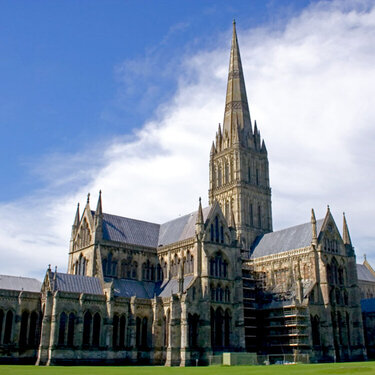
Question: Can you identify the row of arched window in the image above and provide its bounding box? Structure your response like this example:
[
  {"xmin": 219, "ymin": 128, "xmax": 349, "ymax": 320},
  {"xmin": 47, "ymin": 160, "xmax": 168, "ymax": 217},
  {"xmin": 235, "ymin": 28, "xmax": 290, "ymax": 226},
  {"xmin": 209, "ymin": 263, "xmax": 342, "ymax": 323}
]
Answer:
[
  {"xmin": 113, "ymin": 314, "xmax": 128, "ymax": 348},
  {"xmin": 103, "ymin": 253, "xmax": 117, "ymax": 277},
  {"xmin": 210, "ymin": 285, "xmax": 231, "ymax": 303},
  {"xmin": 58, "ymin": 311, "xmax": 148, "ymax": 349},
  {"xmin": 213, "ymin": 161, "xmax": 234, "ymax": 188},
  {"xmin": 248, "ymin": 203, "xmax": 262, "ymax": 228},
  {"xmin": 170, "ymin": 252, "xmax": 194, "ymax": 278},
  {"xmin": 58, "ymin": 312, "xmax": 76, "ymax": 346},
  {"xmin": 210, "ymin": 307, "xmax": 231, "ymax": 349},
  {"xmin": 209, "ymin": 253, "xmax": 228, "ymax": 278},
  {"xmin": 210, "ymin": 216, "xmax": 224, "ymax": 243},
  {"xmin": 331, "ymin": 311, "xmax": 351, "ymax": 350},
  {"xmin": 75, "ymin": 219, "xmax": 91, "ymax": 250},
  {"xmin": 103, "ymin": 251, "xmax": 194, "ymax": 281},
  {"xmin": 247, "ymin": 166, "xmax": 260, "ymax": 185},
  {"xmin": 329, "ymin": 287, "xmax": 349, "ymax": 306},
  {"xmin": 0, "ymin": 310, "xmax": 13, "ymax": 345},
  {"xmin": 0, "ymin": 309, "xmax": 40, "ymax": 347},
  {"xmin": 74, "ymin": 254, "xmax": 87, "ymax": 276},
  {"xmin": 162, "ymin": 309, "xmax": 199, "ymax": 348},
  {"xmin": 324, "ymin": 238, "xmax": 339, "ymax": 253},
  {"xmin": 327, "ymin": 259, "xmax": 346, "ymax": 285}
]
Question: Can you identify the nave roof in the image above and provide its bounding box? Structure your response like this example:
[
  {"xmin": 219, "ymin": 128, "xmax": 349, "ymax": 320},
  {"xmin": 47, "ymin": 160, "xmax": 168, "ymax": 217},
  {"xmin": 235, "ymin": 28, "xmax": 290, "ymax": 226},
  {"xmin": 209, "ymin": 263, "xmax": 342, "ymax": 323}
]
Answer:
[
  {"xmin": 0, "ymin": 274, "xmax": 41, "ymax": 293},
  {"xmin": 90, "ymin": 205, "xmax": 212, "ymax": 248},
  {"xmin": 357, "ymin": 264, "xmax": 375, "ymax": 283},
  {"xmin": 50, "ymin": 272, "xmax": 103, "ymax": 295},
  {"xmin": 250, "ymin": 219, "xmax": 325, "ymax": 259}
]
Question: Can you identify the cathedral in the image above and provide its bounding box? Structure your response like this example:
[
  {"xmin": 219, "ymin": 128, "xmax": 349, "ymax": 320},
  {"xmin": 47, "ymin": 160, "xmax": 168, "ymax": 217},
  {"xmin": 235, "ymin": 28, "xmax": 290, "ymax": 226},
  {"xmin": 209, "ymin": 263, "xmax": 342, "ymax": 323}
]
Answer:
[{"xmin": 0, "ymin": 22, "xmax": 374, "ymax": 366}]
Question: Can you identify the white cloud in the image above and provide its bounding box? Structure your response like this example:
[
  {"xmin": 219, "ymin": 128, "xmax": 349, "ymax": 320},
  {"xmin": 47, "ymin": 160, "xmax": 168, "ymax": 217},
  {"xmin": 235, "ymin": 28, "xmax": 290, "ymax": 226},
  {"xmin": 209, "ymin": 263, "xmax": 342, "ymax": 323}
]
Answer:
[{"xmin": 1, "ymin": 0, "xmax": 375, "ymax": 279}]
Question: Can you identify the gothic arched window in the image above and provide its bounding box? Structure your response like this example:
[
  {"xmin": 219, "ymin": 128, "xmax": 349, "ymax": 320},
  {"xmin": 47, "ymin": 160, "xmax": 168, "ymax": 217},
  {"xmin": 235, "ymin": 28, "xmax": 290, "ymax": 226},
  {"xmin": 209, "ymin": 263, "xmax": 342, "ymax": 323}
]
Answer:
[
  {"xmin": 58, "ymin": 312, "xmax": 67, "ymax": 346},
  {"xmin": 92, "ymin": 313, "xmax": 101, "ymax": 347},
  {"xmin": 0, "ymin": 309, "xmax": 3, "ymax": 344},
  {"xmin": 3, "ymin": 310, "xmax": 13, "ymax": 344},
  {"xmin": 82, "ymin": 311, "xmax": 92, "ymax": 346},
  {"xmin": 258, "ymin": 205, "xmax": 261, "ymax": 228},
  {"xmin": 67, "ymin": 313, "xmax": 75, "ymax": 347},
  {"xmin": 19, "ymin": 311, "xmax": 29, "ymax": 347},
  {"xmin": 119, "ymin": 315, "xmax": 126, "ymax": 348},
  {"xmin": 112, "ymin": 314, "xmax": 119, "ymax": 348}
]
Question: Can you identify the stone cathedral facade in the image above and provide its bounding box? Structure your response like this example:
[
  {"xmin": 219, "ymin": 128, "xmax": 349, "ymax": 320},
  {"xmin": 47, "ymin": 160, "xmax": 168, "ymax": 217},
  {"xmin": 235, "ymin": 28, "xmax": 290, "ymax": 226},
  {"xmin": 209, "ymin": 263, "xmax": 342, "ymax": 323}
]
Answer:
[{"xmin": 0, "ymin": 22, "xmax": 373, "ymax": 365}]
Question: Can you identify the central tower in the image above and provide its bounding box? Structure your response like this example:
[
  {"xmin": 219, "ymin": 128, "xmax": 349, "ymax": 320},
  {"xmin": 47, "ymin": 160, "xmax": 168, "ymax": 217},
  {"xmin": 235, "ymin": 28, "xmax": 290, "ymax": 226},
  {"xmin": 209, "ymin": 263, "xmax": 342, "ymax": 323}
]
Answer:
[{"xmin": 209, "ymin": 21, "xmax": 272, "ymax": 249}]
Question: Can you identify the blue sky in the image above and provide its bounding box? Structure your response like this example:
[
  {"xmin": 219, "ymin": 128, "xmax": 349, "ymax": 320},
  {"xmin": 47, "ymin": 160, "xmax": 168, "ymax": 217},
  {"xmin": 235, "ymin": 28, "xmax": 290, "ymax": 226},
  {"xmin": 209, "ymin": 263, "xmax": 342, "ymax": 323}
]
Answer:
[
  {"xmin": 0, "ymin": 0, "xmax": 311, "ymax": 200},
  {"xmin": 1, "ymin": 0, "xmax": 375, "ymax": 279}
]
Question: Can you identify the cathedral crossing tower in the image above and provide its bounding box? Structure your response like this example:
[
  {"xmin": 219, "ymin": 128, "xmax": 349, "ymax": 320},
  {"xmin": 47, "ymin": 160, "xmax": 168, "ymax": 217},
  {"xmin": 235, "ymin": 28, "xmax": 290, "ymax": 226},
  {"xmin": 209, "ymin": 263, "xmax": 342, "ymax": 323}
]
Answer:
[{"xmin": 209, "ymin": 21, "xmax": 272, "ymax": 249}]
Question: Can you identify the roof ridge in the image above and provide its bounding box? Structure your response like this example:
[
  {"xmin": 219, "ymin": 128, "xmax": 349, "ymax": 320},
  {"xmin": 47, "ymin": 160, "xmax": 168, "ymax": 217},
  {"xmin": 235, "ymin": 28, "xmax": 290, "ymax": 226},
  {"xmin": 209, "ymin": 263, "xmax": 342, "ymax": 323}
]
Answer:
[
  {"xmin": 269, "ymin": 218, "xmax": 325, "ymax": 235},
  {"xmin": 161, "ymin": 205, "xmax": 211, "ymax": 226},
  {"xmin": 102, "ymin": 211, "xmax": 160, "ymax": 226},
  {"xmin": 0, "ymin": 274, "xmax": 40, "ymax": 281}
]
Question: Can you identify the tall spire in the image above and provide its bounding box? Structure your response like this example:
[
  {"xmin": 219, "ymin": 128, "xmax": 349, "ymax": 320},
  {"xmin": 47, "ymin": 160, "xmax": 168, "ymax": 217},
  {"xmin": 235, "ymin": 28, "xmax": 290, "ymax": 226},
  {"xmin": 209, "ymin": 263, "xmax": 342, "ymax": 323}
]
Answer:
[
  {"xmin": 223, "ymin": 20, "xmax": 252, "ymax": 138},
  {"xmin": 342, "ymin": 212, "xmax": 352, "ymax": 246}
]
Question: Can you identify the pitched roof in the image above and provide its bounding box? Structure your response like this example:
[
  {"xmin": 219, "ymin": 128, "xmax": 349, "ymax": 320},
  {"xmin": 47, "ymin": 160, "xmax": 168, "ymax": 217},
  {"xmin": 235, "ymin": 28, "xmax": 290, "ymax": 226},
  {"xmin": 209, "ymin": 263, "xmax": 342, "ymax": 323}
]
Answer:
[
  {"xmin": 361, "ymin": 298, "xmax": 375, "ymax": 313},
  {"xmin": 250, "ymin": 219, "xmax": 324, "ymax": 259},
  {"xmin": 89, "ymin": 205, "xmax": 211, "ymax": 249},
  {"xmin": 0, "ymin": 274, "xmax": 41, "ymax": 292},
  {"xmin": 357, "ymin": 264, "xmax": 375, "ymax": 282},
  {"xmin": 108, "ymin": 278, "xmax": 155, "ymax": 299},
  {"xmin": 158, "ymin": 206, "xmax": 211, "ymax": 246},
  {"xmin": 106, "ymin": 276, "xmax": 195, "ymax": 299},
  {"xmin": 156, "ymin": 275, "xmax": 195, "ymax": 297},
  {"xmin": 50, "ymin": 272, "xmax": 103, "ymax": 295},
  {"xmin": 101, "ymin": 212, "xmax": 160, "ymax": 248}
]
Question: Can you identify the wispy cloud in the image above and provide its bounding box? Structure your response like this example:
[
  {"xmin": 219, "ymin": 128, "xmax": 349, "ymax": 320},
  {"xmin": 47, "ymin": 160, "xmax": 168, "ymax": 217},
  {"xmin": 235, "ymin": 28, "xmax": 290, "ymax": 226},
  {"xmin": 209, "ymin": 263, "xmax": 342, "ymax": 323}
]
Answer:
[{"xmin": 1, "ymin": 0, "xmax": 375, "ymax": 279}]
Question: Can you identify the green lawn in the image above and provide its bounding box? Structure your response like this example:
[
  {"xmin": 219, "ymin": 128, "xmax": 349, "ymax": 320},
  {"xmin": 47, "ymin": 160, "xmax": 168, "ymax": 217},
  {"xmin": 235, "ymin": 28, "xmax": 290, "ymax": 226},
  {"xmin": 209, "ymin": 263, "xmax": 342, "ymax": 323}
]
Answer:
[{"xmin": 1, "ymin": 363, "xmax": 375, "ymax": 375}]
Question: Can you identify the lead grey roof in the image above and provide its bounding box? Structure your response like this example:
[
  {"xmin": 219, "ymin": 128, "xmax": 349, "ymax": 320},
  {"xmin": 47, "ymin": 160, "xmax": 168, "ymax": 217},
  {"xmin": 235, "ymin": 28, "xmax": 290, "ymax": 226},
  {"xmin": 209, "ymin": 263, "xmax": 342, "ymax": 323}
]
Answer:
[
  {"xmin": 0, "ymin": 274, "xmax": 41, "ymax": 292},
  {"xmin": 101, "ymin": 212, "xmax": 160, "ymax": 248},
  {"xmin": 91, "ymin": 205, "xmax": 211, "ymax": 249},
  {"xmin": 361, "ymin": 298, "xmax": 375, "ymax": 313},
  {"xmin": 357, "ymin": 264, "xmax": 375, "ymax": 282},
  {"xmin": 106, "ymin": 276, "xmax": 195, "ymax": 299},
  {"xmin": 156, "ymin": 275, "xmax": 195, "ymax": 297},
  {"xmin": 158, "ymin": 206, "xmax": 211, "ymax": 246},
  {"xmin": 250, "ymin": 219, "xmax": 324, "ymax": 259},
  {"xmin": 50, "ymin": 272, "xmax": 103, "ymax": 295},
  {"xmin": 108, "ymin": 278, "xmax": 155, "ymax": 299}
]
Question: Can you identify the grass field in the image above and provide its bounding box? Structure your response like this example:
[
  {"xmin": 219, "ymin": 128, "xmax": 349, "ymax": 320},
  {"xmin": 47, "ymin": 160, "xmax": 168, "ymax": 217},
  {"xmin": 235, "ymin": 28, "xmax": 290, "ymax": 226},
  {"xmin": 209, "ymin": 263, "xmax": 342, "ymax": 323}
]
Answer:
[{"xmin": 1, "ymin": 362, "xmax": 375, "ymax": 375}]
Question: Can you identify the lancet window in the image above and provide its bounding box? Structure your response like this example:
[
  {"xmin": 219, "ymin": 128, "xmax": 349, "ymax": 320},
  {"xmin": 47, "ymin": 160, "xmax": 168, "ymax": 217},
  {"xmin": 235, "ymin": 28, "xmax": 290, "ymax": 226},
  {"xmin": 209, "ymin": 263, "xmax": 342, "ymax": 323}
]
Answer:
[
  {"xmin": 210, "ymin": 307, "xmax": 231, "ymax": 349},
  {"xmin": 102, "ymin": 253, "xmax": 117, "ymax": 277},
  {"xmin": 82, "ymin": 311, "xmax": 101, "ymax": 347},
  {"xmin": 142, "ymin": 260, "xmax": 155, "ymax": 281},
  {"xmin": 136, "ymin": 316, "xmax": 148, "ymax": 348},
  {"xmin": 209, "ymin": 253, "xmax": 228, "ymax": 278},
  {"xmin": 112, "ymin": 314, "xmax": 127, "ymax": 348},
  {"xmin": 57, "ymin": 311, "xmax": 75, "ymax": 347},
  {"xmin": 75, "ymin": 254, "xmax": 87, "ymax": 276}
]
